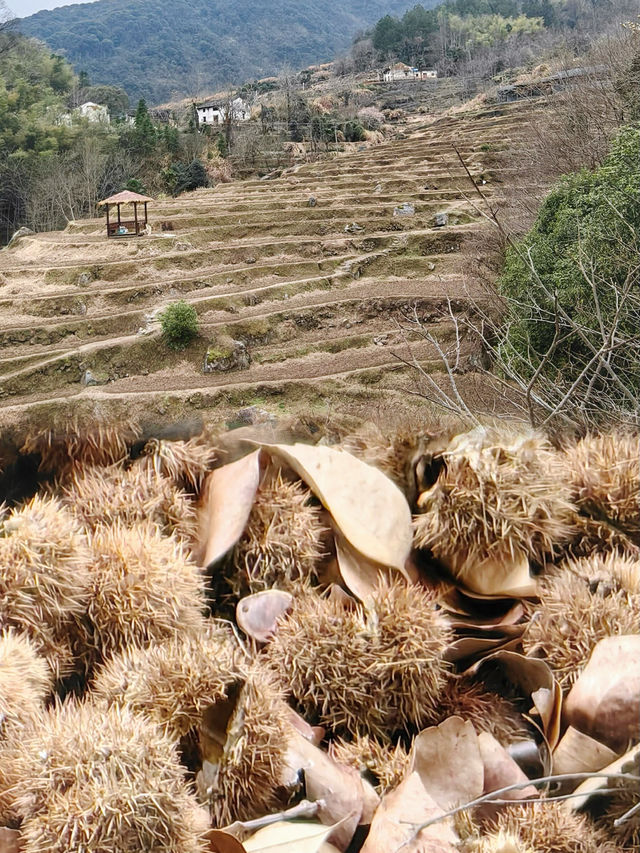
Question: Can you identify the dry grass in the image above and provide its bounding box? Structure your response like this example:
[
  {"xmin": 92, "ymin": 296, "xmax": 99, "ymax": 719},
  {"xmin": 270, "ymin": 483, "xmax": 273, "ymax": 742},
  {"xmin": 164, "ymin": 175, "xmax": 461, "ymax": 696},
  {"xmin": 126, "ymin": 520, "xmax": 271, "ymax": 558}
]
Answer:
[
  {"xmin": 92, "ymin": 625, "xmax": 242, "ymax": 741},
  {"xmin": 231, "ymin": 470, "xmax": 328, "ymax": 596},
  {"xmin": 263, "ymin": 579, "xmax": 452, "ymax": 739},
  {"xmin": 63, "ymin": 464, "xmax": 198, "ymax": 542},
  {"xmin": 3, "ymin": 701, "xmax": 207, "ymax": 853},
  {"xmin": 0, "ymin": 495, "xmax": 90, "ymax": 679},
  {"xmin": 414, "ymin": 428, "xmax": 578, "ymax": 585},
  {"xmin": 82, "ymin": 521, "xmax": 206, "ymax": 667}
]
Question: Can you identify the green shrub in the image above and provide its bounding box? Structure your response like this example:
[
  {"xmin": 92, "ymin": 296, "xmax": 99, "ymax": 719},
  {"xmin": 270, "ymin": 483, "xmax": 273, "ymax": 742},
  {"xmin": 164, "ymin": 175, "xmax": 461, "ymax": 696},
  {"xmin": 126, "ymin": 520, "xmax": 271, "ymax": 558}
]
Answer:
[
  {"xmin": 159, "ymin": 300, "xmax": 199, "ymax": 350},
  {"xmin": 498, "ymin": 124, "xmax": 640, "ymax": 410}
]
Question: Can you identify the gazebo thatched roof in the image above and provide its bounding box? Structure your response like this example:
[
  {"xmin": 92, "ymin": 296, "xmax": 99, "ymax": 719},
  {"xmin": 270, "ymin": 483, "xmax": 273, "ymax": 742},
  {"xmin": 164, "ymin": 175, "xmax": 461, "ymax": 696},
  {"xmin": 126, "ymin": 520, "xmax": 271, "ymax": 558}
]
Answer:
[{"xmin": 98, "ymin": 191, "xmax": 154, "ymax": 206}]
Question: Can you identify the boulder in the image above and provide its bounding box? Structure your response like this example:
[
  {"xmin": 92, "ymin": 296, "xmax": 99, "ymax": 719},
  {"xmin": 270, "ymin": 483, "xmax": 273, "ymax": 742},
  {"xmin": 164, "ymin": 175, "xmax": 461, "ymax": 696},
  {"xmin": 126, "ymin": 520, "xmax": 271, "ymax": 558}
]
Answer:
[
  {"xmin": 393, "ymin": 202, "xmax": 415, "ymax": 217},
  {"xmin": 434, "ymin": 212, "xmax": 449, "ymax": 227},
  {"xmin": 203, "ymin": 339, "xmax": 250, "ymax": 373}
]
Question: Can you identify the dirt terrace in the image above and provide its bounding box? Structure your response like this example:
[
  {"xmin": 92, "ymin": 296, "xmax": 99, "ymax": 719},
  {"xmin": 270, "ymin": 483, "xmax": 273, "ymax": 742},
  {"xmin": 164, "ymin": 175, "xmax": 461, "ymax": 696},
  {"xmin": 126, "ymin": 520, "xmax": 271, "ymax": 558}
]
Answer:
[{"xmin": 0, "ymin": 99, "xmax": 546, "ymax": 428}]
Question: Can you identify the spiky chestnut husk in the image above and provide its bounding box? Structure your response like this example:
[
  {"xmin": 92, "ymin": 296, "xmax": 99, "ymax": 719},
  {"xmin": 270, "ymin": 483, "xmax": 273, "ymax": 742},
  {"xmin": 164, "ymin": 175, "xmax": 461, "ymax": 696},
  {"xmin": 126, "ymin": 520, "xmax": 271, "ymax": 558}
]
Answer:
[
  {"xmin": 565, "ymin": 432, "xmax": 640, "ymax": 541},
  {"xmin": 92, "ymin": 625, "xmax": 242, "ymax": 741},
  {"xmin": 82, "ymin": 521, "xmax": 206, "ymax": 668},
  {"xmin": 209, "ymin": 666, "xmax": 291, "ymax": 826},
  {"xmin": 330, "ymin": 734, "xmax": 409, "ymax": 793},
  {"xmin": 263, "ymin": 579, "xmax": 452, "ymax": 739},
  {"xmin": 436, "ymin": 676, "xmax": 529, "ymax": 745},
  {"xmin": 0, "ymin": 494, "xmax": 90, "ymax": 679},
  {"xmin": 20, "ymin": 416, "xmax": 141, "ymax": 479},
  {"xmin": 2, "ymin": 701, "xmax": 207, "ymax": 852},
  {"xmin": 137, "ymin": 436, "xmax": 217, "ymax": 492},
  {"xmin": 596, "ymin": 779, "xmax": 640, "ymax": 849},
  {"xmin": 62, "ymin": 464, "xmax": 198, "ymax": 542},
  {"xmin": 0, "ymin": 630, "xmax": 51, "ymax": 736},
  {"xmin": 522, "ymin": 563, "xmax": 640, "ymax": 687},
  {"xmin": 231, "ymin": 470, "xmax": 328, "ymax": 597},
  {"xmin": 565, "ymin": 550, "xmax": 640, "ymax": 596},
  {"xmin": 464, "ymin": 802, "xmax": 615, "ymax": 853},
  {"xmin": 413, "ymin": 429, "xmax": 578, "ymax": 583}
]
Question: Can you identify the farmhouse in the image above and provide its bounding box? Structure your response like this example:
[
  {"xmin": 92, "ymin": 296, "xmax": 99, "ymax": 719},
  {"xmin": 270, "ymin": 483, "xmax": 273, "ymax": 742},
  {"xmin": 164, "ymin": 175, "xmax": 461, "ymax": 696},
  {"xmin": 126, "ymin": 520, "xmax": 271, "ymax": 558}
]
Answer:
[
  {"xmin": 381, "ymin": 63, "xmax": 438, "ymax": 82},
  {"xmin": 196, "ymin": 97, "xmax": 250, "ymax": 127}
]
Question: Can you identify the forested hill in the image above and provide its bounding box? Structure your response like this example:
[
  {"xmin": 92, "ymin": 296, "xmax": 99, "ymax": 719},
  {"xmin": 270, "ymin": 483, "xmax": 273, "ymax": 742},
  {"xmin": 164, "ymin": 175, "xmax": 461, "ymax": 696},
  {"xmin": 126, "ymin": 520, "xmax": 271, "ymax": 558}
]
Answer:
[{"xmin": 18, "ymin": 0, "xmax": 427, "ymax": 104}]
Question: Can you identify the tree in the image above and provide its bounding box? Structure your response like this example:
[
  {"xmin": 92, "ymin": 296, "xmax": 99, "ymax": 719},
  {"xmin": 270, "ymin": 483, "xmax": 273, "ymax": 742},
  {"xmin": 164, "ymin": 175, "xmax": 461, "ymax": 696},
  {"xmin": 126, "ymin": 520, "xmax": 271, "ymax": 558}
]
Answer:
[
  {"xmin": 159, "ymin": 301, "xmax": 199, "ymax": 350},
  {"xmin": 133, "ymin": 98, "xmax": 155, "ymax": 154}
]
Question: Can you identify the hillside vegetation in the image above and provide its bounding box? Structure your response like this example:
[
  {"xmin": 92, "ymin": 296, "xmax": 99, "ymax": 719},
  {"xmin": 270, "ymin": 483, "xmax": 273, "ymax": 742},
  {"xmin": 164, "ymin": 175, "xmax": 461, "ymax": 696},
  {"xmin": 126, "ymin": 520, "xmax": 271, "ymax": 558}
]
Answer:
[{"xmin": 18, "ymin": 0, "xmax": 431, "ymax": 104}]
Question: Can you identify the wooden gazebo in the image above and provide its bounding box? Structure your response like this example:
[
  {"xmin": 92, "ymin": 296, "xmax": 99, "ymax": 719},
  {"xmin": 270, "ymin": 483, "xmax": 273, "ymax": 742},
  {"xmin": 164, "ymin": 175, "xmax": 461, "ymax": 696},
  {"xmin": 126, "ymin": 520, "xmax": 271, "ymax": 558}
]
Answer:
[{"xmin": 98, "ymin": 190, "xmax": 154, "ymax": 238}]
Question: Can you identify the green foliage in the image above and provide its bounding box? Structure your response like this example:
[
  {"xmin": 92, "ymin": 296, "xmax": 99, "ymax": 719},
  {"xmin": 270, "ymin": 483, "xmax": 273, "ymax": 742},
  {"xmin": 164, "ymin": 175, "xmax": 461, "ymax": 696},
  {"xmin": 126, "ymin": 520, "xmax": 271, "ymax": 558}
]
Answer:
[
  {"xmin": 124, "ymin": 177, "xmax": 147, "ymax": 193},
  {"xmin": 19, "ymin": 0, "xmax": 420, "ymax": 103},
  {"xmin": 133, "ymin": 98, "xmax": 155, "ymax": 154},
  {"xmin": 159, "ymin": 300, "xmax": 199, "ymax": 350},
  {"xmin": 79, "ymin": 84, "xmax": 129, "ymax": 117},
  {"xmin": 499, "ymin": 124, "xmax": 640, "ymax": 400}
]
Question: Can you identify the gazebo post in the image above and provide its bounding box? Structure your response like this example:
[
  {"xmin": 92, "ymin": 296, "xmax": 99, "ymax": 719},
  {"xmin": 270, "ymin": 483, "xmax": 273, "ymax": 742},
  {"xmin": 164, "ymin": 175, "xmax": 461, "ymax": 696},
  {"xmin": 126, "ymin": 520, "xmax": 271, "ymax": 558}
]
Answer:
[
  {"xmin": 117, "ymin": 203, "xmax": 121, "ymax": 228},
  {"xmin": 144, "ymin": 202, "xmax": 148, "ymax": 228},
  {"xmin": 105, "ymin": 204, "xmax": 110, "ymax": 238},
  {"xmin": 134, "ymin": 201, "xmax": 139, "ymax": 235}
]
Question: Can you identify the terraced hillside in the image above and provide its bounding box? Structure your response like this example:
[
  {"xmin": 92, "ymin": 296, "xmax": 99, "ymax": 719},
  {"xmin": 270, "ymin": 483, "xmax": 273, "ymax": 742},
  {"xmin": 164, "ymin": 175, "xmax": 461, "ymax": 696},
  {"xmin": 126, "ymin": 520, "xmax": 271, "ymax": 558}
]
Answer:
[{"xmin": 0, "ymin": 99, "xmax": 546, "ymax": 430}]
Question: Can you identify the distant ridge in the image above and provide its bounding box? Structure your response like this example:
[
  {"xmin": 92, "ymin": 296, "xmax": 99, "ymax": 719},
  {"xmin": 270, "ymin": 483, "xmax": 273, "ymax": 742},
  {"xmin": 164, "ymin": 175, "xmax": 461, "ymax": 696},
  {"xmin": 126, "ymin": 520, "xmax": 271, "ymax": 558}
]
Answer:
[{"xmin": 19, "ymin": 0, "xmax": 427, "ymax": 103}]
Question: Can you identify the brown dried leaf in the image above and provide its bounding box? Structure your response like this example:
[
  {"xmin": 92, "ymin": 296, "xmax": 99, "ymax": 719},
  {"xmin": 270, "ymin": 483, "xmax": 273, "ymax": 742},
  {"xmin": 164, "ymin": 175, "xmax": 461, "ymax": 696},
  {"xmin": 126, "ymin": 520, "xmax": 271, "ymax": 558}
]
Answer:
[
  {"xmin": 569, "ymin": 744, "xmax": 640, "ymax": 813},
  {"xmin": 552, "ymin": 726, "xmax": 617, "ymax": 777},
  {"xmin": 198, "ymin": 451, "xmax": 262, "ymax": 567},
  {"xmin": 408, "ymin": 717, "xmax": 484, "ymax": 812},
  {"xmin": 476, "ymin": 731, "xmax": 537, "ymax": 821},
  {"xmin": 208, "ymin": 829, "xmax": 247, "ymax": 853},
  {"xmin": 361, "ymin": 772, "xmax": 459, "ymax": 853},
  {"xmin": 564, "ymin": 634, "xmax": 640, "ymax": 751},
  {"xmin": 236, "ymin": 590, "xmax": 293, "ymax": 643},
  {"xmin": 0, "ymin": 830, "xmax": 21, "ymax": 853},
  {"xmin": 469, "ymin": 651, "xmax": 562, "ymax": 750},
  {"xmin": 284, "ymin": 731, "xmax": 364, "ymax": 851},
  {"xmin": 445, "ymin": 550, "xmax": 538, "ymax": 598},
  {"xmin": 259, "ymin": 443, "xmax": 413, "ymax": 572},
  {"xmin": 334, "ymin": 533, "xmax": 399, "ymax": 603}
]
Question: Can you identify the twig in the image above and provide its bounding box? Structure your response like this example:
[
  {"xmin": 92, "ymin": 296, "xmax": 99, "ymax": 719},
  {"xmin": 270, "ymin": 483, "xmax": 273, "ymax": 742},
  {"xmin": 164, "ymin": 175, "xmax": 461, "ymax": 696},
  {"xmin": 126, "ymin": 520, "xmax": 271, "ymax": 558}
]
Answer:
[
  {"xmin": 613, "ymin": 799, "xmax": 640, "ymax": 827},
  {"xmin": 402, "ymin": 773, "xmax": 640, "ymax": 842},
  {"xmin": 222, "ymin": 799, "xmax": 321, "ymax": 835}
]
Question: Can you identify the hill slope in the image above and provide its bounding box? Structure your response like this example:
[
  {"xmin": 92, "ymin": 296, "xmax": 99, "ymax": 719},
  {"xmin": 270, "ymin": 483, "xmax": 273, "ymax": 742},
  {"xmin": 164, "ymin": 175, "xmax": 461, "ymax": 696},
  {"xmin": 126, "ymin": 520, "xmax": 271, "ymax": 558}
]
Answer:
[{"xmin": 18, "ymin": 0, "xmax": 427, "ymax": 103}]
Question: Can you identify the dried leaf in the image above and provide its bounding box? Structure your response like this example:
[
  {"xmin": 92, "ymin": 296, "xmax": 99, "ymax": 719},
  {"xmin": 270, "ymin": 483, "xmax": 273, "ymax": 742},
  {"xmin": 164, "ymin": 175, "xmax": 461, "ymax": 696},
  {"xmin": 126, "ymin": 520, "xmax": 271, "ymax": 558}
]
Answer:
[
  {"xmin": 200, "ymin": 682, "xmax": 244, "ymax": 765},
  {"xmin": 446, "ymin": 551, "xmax": 538, "ymax": 598},
  {"xmin": 408, "ymin": 717, "xmax": 484, "ymax": 812},
  {"xmin": 569, "ymin": 744, "xmax": 640, "ymax": 813},
  {"xmin": 198, "ymin": 451, "xmax": 262, "ymax": 568},
  {"xmin": 476, "ymin": 731, "xmax": 537, "ymax": 820},
  {"xmin": 564, "ymin": 634, "xmax": 640, "ymax": 751},
  {"xmin": 284, "ymin": 731, "xmax": 364, "ymax": 851},
  {"xmin": 259, "ymin": 443, "xmax": 413, "ymax": 572},
  {"xmin": 552, "ymin": 726, "xmax": 617, "ymax": 777},
  {"xmin": 469, "ymin": 651, "xmax": 562, "ymax": 750},
  {"xmin": 236, "ymin": 590, "xmax": 293, "ymax": 643},
  {"xmin": 208, "ymin": 829, "xmax": 247, "ymax": 853},
  {"xmin": 361, "ymin": 772, "xmax": 459, "ymax": 853},
  {"xmin": 0, "ymin": 830, "xmax": 21, "ymax": 853},
  {"xmin": 243, "ymin": 820, "xmax": 344, "ymax": 853},
  {"xmin": 334, "ymin": 533, "xmax": 398, "ymax": 603}
]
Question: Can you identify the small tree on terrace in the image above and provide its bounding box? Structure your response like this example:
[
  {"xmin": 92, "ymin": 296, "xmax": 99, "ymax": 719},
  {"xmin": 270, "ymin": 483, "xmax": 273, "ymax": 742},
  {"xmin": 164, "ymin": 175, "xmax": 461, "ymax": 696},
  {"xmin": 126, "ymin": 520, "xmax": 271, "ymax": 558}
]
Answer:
[{"xmin": 160, "ymin": 300, "xmax": 199, "ymax": 350}]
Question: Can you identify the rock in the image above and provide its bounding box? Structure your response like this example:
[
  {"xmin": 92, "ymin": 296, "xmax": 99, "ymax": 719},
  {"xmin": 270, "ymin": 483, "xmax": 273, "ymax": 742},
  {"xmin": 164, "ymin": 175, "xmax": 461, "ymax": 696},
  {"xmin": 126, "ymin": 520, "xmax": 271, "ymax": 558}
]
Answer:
[
  {"xmin": 76, "ymin": 272, "xmax": 93, "ymax": 286},
  {"xmin": 427, "ymin": 262, "xmax": 436, "ymax": 271},
  {"xmin": 373, "ymin": 334, "xmax": 390, "ymax": 346},
  {"xmin": 373, "ymin": 183, "xmax": 383, "ymax": 194},
  {"xmin": 82, "ymin": 369, "xmax": 107, "ymax": 386},
  {"xmin": 203, "ymin": 339, "xmax": 250, "ymax": 373},
  {"xmin": 344, "ymin": 222, "xmax": 365, "ymax": 234},
  {"xmin": 308, "ymin": 196, "xmax": 317, "ymax": 207},
  {"xmin": 393, "ymin": 202, "xmax": 415, "ymax": 218},
  {"xmin": 235, "ymin": 406, "xmax": 276, "ymax": 426},
  {"xmin": 174, "ymin": 241, "xmax": 193, "ymax": 251},
  {"xmin": 245, "ymin": 256, "xmax": 257, "ymax": 264},
  {"xmin": 7, "ymin": 226, "xmax": 33, "ymax": 246},
  {"xmin": 434, "ymin": 212, "xmax": 449, "ymax": 228}
]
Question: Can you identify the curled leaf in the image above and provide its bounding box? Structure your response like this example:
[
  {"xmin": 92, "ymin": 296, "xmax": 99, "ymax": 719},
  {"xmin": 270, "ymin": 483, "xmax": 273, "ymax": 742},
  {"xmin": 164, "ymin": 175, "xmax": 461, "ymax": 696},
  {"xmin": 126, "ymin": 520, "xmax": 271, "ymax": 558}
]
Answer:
[
  {"xmin": 198, "ymin": 451, "xmax": 262, "ymax": 568},
  {"xmin": 236, "ymin": 590, "xmax": 293, "ymax": 643}
]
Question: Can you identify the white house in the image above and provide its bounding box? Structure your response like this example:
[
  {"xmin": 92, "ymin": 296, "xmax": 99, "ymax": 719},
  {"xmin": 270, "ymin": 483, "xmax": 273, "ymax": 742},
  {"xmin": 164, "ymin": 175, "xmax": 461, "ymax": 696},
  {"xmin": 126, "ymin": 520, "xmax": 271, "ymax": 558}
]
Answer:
[
  {"xmin": 196, "ymin": 97, "xmax": 250, "ymax": 127},
  {"xmin": 76, "ymin": 101, "xmax": 110, "ymax": 123},
  {"xmin": 381, "ymin": 63, "xmax": 437, "ymax": 82},
  {"xmin": 382, "ymin": 63, "xmax": 419, "ymax": 82}
]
